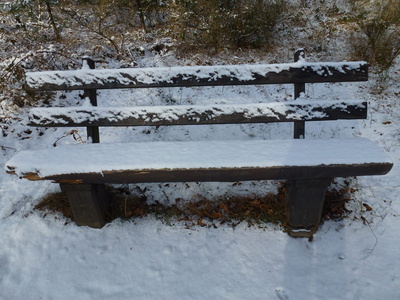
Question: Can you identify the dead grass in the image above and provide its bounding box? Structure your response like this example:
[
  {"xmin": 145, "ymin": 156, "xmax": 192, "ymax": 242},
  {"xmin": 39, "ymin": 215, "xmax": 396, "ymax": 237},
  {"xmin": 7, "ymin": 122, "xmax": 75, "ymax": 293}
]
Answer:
[
  {"xmin": 35, "ymin": 192, "xmax": 73, "ymax": 220},
  {"xmin": 34, "ymin": 183, "xmax": 354, "ymax": 230},
  {"xmin": 322, "ymin": 186, "xmax": 355, "ymax": 221}
]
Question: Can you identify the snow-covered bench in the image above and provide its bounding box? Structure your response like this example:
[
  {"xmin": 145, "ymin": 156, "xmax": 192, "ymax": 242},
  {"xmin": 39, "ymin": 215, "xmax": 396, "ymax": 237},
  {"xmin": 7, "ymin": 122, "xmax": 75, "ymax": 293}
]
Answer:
[{"xmin": 5, "ymin": 50, "xmax": 393, "ymax": 237}]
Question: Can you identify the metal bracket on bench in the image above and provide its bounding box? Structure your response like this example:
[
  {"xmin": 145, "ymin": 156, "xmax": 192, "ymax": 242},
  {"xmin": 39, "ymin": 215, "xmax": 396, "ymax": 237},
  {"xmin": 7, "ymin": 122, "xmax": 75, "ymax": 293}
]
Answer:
[{"xmin": 285, "ymin": 178, "xmax": 332, "ymax": 238}]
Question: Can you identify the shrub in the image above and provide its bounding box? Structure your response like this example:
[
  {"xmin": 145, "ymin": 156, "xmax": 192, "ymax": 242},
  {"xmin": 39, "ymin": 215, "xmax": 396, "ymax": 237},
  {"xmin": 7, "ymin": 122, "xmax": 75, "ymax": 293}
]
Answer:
[
  {"xmin": 349, "ymin": 0, "xmax": 400, "ymax": 73},
  {"xmin": 171, "ymin": 0, "xmax": 287, "ymax": 52}
]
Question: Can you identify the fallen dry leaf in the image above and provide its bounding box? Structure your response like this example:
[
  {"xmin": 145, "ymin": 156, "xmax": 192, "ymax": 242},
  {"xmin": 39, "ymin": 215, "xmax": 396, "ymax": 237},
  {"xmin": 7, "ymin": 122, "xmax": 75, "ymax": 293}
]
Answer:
[
  {"xmin": 197, "ymin": 218, "xmax": 207, "ymax": 227},
  {"xmin": 211, "ymin": 211, "xmax": 222, "ymax": 219}
]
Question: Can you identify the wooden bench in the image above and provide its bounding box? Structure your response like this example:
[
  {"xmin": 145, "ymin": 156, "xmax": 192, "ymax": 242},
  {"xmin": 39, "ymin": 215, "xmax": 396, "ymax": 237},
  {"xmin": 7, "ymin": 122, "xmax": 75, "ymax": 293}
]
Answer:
[{"xmin": 5, "ymin": 50, "xmax": 393, "ymax": 237}]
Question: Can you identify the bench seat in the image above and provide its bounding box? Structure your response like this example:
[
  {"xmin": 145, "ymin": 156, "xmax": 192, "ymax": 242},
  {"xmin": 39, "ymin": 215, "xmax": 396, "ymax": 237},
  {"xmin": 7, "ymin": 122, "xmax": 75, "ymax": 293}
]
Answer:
[{"xmin": 6, "ymin": 138, "xmax": 392, "ymax": 184}]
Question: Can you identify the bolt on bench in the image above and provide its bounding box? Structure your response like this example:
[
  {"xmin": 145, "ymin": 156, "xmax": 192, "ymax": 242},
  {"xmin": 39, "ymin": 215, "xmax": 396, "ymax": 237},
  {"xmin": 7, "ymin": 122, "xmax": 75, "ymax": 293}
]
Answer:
[{"xmin": 5, "ymin": 50, "xmax": 393, "ymax": 237}]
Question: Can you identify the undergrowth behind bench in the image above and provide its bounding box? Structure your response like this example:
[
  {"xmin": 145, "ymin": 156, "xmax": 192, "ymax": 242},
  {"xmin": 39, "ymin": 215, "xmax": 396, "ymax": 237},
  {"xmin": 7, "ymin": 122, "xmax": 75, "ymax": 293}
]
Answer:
[{"xmin": 35, "ymin": 182, "xmax": 354, "ymax": 231}]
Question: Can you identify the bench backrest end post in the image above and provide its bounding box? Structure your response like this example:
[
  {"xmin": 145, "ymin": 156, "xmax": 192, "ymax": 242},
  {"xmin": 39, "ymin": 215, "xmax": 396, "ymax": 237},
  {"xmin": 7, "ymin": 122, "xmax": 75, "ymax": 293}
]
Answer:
[
  {"xmin": 294, "ymin": 49, "xmax": 306, "ymax": 139},
  {"xmin": 82, "ymin": 57, "xmax": 100, "ymax": 143}
]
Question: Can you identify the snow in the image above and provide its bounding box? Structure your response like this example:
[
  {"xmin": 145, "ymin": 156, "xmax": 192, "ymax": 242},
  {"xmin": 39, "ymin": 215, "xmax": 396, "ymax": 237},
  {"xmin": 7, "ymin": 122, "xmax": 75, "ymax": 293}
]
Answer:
[
  {"xmin": 5, "ymin": 138, "xmax": 392, "ymax": 179},
  {"xmin": 1, "ymin": 57, "xmax": 400, "ymax": 300},
  {"xmin": 1, "ymin": 211, "xmax": 399, "ymax": 300}
]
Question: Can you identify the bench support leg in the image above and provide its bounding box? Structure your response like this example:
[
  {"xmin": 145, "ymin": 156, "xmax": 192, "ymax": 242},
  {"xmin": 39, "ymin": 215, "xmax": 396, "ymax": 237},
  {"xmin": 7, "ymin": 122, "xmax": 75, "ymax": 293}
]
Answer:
[
  {"xmin": 285, "ymin": 178, "xmax": 331, "ymax": 238},
  {"xmin": 60, "ymin": 183, "xmax": 109, "ymax": 228}
]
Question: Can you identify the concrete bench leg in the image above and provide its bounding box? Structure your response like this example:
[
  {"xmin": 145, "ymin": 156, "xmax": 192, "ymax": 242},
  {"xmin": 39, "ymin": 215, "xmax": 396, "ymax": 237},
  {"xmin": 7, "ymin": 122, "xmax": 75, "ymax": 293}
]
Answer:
[
  {"xmin": 60, "ymin": 183, "xmax": 109, "ymax": 228},
  {"xmin": 285, "ymin": 178, "xmax": 331, "ymax": 238}
]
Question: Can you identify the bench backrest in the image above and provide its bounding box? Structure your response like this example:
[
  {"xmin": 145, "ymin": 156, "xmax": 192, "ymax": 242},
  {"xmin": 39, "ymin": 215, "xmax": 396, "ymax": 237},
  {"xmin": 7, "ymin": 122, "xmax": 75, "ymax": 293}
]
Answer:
[{"xmin": 25, "ymin": 50, "xmax": 368, "ymax": 141}]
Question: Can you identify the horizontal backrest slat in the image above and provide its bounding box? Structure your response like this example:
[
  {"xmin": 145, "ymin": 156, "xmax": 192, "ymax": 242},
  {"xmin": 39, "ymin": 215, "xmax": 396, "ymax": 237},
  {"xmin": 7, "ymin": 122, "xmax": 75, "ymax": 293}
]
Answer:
[
  {"xmin": 29, "ymin": 100, "xmax": 367, "ymax": 127},
  {"xmin": 25, "ymin": 62, "xmax": 368, "ymax": 91}
]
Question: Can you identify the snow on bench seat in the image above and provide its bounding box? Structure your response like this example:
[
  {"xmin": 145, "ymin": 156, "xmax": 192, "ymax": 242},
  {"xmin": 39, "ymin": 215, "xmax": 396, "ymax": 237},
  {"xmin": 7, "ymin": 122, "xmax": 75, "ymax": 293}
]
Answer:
[{"xmin": 6, "ymin": 138, "xmax": 392, "ymax": 184}]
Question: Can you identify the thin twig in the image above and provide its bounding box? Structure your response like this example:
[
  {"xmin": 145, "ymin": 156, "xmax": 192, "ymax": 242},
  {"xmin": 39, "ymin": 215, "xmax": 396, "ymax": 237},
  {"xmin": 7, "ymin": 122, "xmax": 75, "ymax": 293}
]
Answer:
[{"xmin": 365, "ymin": 219, "xmax": 378, "ymax": 254}]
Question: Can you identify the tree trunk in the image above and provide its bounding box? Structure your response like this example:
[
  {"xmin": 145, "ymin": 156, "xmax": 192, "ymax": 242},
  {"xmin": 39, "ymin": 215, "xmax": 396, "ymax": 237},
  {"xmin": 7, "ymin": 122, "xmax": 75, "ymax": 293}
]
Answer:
[
  {"xmin": 135, "ymin": 0, "xmax": 147, "ymax": 32},
  {"xmin": 45, "ymin": 1, "xmax": 61, "ymax": 41}
]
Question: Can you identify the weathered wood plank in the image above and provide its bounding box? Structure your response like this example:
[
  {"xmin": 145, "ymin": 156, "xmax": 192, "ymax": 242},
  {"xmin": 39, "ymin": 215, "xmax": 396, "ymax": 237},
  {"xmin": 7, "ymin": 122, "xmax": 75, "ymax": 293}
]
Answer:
[
  {"xmin": 16, "ymin": 163, "xmax": 394, "ymax": 184},
  {"xmin": 28, "ymin": 100, "xmax": 367, "ymax": 127},
  {"xmin": 6, "ymin": 138, "xmax": 393, "ymax": 184},
  {"xmin": 25, "ymin": 61, "xmax": 368, "ymax": 91}
]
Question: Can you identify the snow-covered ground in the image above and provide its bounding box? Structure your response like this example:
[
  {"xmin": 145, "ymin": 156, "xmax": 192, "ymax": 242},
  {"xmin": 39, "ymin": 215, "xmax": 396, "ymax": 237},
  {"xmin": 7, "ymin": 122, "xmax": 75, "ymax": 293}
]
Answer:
[{"xmin": 0, "ymin": 53, "xmax": 399, "ymax": 299}]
